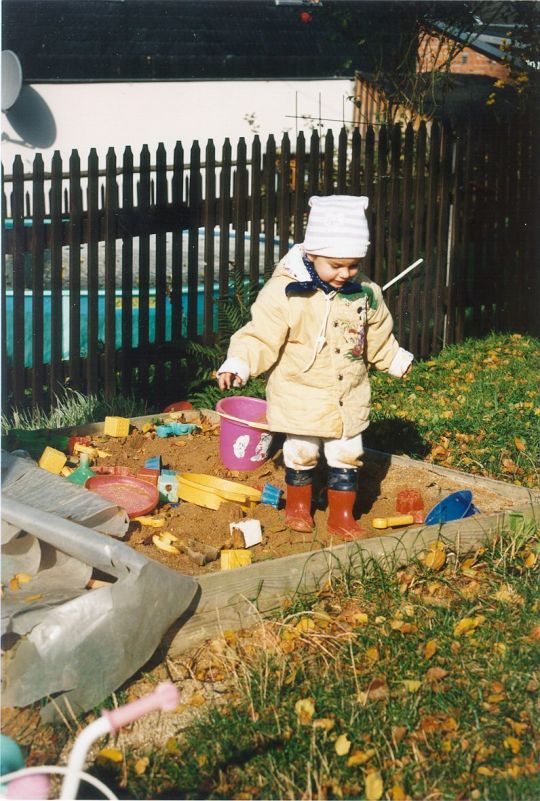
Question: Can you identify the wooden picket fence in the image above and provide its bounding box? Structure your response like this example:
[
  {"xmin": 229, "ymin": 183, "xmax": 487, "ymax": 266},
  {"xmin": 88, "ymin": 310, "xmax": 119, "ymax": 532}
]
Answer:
[{"xmin": 1, "ymin": 118, "xmax": 537, "ymax": 411}]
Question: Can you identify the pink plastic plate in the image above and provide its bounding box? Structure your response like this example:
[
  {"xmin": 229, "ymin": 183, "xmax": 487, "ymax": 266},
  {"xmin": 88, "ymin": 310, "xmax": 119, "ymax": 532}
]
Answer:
[{"xmin": 86, "ymin": 475, "xmax": 159, "ymax": 518}]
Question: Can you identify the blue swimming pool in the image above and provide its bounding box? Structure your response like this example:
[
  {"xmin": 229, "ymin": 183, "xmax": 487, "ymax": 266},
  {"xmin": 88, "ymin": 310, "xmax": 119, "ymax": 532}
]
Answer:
[{"xmin": 4, "ymin": 285, "xmax": 221, "ymax": 367}]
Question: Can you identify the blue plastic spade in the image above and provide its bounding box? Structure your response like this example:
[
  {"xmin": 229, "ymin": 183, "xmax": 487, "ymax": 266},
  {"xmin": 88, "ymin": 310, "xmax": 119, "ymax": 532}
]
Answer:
[{"xmin": 424, "ymin": 490, "xmax": 480, "ymax": 526}]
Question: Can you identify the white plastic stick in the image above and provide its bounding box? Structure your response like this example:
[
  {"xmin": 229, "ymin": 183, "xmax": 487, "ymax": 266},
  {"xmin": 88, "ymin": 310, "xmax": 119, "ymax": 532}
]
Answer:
[
  {"xmin": 59, "ymin": 716, "xmax": 111, "ymax": 800},
  {"xmin": 382, "ymin": 259, "xmax": 423, "ymax": 292}
]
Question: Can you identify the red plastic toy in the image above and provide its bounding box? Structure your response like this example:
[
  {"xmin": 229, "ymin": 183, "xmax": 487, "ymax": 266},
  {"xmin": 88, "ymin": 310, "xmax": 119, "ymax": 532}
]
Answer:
[
  {"xmin": 163, "ymin": 401, "xmax": 193, "ymax": 412},
  {"xmin": 396, "ymin": 489, "xmax": 424, "ymax": 523}
]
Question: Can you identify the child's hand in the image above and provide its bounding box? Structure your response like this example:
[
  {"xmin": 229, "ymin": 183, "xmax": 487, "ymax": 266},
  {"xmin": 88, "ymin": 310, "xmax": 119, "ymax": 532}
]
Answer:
[{"xmin": 217, "ymin": 372, "xmax": 242, "ymax": 390}]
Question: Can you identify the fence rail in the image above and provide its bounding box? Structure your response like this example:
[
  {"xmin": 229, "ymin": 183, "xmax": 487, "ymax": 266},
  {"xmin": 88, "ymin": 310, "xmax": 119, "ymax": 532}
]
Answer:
[{"xmin": 2, "ymin": 119, "xmax": 538, "ymax": 411}]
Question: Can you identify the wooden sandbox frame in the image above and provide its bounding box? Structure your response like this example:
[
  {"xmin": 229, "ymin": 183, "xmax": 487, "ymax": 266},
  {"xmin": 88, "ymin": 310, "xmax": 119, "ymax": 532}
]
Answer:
[{"xmin": 38, "ymin": 412, "xmax": 539, "ymax": 658}]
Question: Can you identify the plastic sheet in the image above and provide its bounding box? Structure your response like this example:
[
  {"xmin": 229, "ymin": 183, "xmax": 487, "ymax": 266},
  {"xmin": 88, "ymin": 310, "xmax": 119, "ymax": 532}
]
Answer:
[{"xmin": 1, "ymin": 455, "xmax": 198, "ymax": 722}]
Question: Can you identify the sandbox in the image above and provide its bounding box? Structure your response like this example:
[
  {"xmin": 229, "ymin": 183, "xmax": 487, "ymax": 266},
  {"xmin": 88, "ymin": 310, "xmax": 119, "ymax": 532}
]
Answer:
[{"xmin": 28, "ymin": 409, "xmax": 539, "ymax": 657}]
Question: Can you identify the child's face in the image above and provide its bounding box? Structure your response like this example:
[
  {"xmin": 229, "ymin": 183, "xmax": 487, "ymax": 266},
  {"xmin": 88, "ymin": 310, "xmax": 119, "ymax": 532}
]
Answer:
[{"xmin": 308, "ymin": 255, "xmax": 361, "ymax": 288}]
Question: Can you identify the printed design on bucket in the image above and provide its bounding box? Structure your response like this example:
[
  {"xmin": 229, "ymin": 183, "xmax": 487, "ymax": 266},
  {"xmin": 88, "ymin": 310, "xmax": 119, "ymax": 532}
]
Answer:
[
  {"xmin": 250, "ymin": 432, "xmax": 273, "ymax": 462},
  {"xmin": 233, "ymin": 434, "xmax": 250, "ymax": 458}
]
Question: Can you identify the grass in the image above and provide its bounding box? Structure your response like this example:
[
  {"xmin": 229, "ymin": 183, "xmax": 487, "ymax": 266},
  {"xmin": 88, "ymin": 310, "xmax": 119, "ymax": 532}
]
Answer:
[
  {"xmin": 366, "ymin": 333, "xmax": 539, "ymax": 489},
  {"xmin": 3, "ymin": 332, "xmax": 538, "ymax": 800},
  {"xmin": 84, "ymin": 332, "xmax": 539, "ymax": 801},
  {"xmin": 1, "ymin": 387, "xmax": 149, "ymax": 434},
  {"xmin": 99, "ymin": 524, "xmax": 539, "ymax": 801}
]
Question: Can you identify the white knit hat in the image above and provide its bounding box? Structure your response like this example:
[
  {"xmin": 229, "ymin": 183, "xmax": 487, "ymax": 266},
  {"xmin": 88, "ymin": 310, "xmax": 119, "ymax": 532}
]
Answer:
[{"xmin": 303, "ymin": 195, "xmax": 370, "ymax": 258}]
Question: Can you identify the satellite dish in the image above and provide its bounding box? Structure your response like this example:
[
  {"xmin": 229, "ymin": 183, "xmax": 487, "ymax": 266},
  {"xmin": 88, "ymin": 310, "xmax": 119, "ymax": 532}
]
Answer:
[{"xmin": 2, "ymin": 50, "xmax": 23, "ymax": 112}]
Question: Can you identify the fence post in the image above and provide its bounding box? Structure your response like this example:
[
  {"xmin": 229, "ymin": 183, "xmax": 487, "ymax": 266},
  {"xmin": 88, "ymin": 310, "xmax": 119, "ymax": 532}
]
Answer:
[
  {"xmin": 86, "ymin": 149, "xmax": 99, "ymax": 395},
  {"xmin": 137, "ymin": 144, "xmax": 151, "ymax": 391},
  {"xmin": 350, "ymin": 126, "xmax": 361, "ymax": 195},
  {"xmin": 218, "ymin": 138, "xmax": 232, "ymax": 308},
  {"xmin": 408, "ymin": 122, "xmax": 426, "ymax": 355},
  {"xmin": 397, "ymin": 123, "xmax": 414, "ymax": 346},
  {"xmin": 187, "ymin": 140, "xmax": 201, "ymax": 339},
  {"xmin": 293, "ymin": 131, "xmax": 306, "ymax": 243},
  {"xmin": 249, "ymin": 135, "xmax": 262, "ymax": 299},
  {"xmin": 104, "ymin": 147, "xmax": 117, "ymax": 400},
  {"xmin": 120, "ymin": 146, "xmax": 134, "ymax": 394},
  {"xmin": 155, "ymin": 142, "xmax": 168, "ymax": 386},
  {"xmin": 31, "ymin": 154, "xmax": 45, "ymax": 409},
  {"xmin": 68, "ymin": 149, "xmax": 82, "ymax": 391},
  {"xmin": 323, "ymin": 129, "xmax": 334, "ymax": 195},
  {"xmin": 374, "ymin": 124, "xmax": 388, "ymax": 287},
  {"xmin": 10, "ymin": 156, "xmax": 26, "ymax": 408},
  {"xmin": 308, "ymin": 129, "xmax": 320, "ymax": 198},
  {"xmin": 49, "ymin": 151, "xmax": 64, "ymax": 407},
  {"xmin": 386, "ymin": 123, "xmax": 402, "ymax": 316},
  {"xmin": 278, "ymin": 132, "xmax": 290, "ymax": 259},
  {"xmin": 204, "ymin": 139, "xmax": 216, "ymax": 342},
  {"xmin": 234, "ymin": 137, "xmax": 248, "ymax": 280},
  {"xmin": 364, "ymin": 125, "xmax": 375, "ymax": 277},
  {"xmin": 171, "ymin": 141, "xmax": 184, "ymax": 343},
  {"xmin": 263, "ymin": 134, "xmax": 276, "ymax": 278},
  {"xmin": 432, "ymin": 121, "xmax": 453, "ymax": 353},
  {"xmin": 337, "ymin": 127, "xmax": 348, "ymax": 194},
  {"xmin": 420, "ymin": 120, "xmax": 440, "ymax": 357}
]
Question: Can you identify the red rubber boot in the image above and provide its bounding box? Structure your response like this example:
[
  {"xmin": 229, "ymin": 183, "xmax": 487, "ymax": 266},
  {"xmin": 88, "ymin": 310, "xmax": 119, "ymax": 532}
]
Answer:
[
  {"xmin": 327, "ymin": 489, "xmax": 367, "ymax": 541},
  {"xmin": 285, "ymin": 483, "xmax": 314, "ymax": 532}
]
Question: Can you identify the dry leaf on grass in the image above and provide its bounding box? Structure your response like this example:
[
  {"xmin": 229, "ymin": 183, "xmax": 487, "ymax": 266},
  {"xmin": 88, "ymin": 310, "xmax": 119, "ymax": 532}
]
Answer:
[
  {"xmin": 364, "ymin": 770, "xmax": 384, "ymax": 801},
  {"xmin": 295, "ymin": 697, "xmax": 315, "ymax": 725},
  {"xmin": 335, "ymin": 733, "xmax": 352, "ymax": 756},
  {"xmin": 423, "ymin": 639, "xmax": 438, "ymax": 659}
]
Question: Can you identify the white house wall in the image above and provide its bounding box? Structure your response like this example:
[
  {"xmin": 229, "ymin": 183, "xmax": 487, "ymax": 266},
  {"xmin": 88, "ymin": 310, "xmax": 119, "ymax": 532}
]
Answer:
[{"xmin": 2, "ymin": 78, "xmax": 354, "ymax": 171}]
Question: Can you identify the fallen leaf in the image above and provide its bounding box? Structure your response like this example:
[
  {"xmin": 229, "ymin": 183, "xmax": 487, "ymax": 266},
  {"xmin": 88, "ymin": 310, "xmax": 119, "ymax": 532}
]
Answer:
[
  {"xmin": 492, "ymin": 585, "xmax": 524, "ymax": 605},
  {"xmin": 346, "ymin": 748, "xmax": 375, "ymax": 766},
  {"xmin": 15, "ymin": 573, "xmax": 33, "ymax": 584},
  {"xmin": 391, "ymin": 783, "xmax": 407, "ymax": 800},
  {"xmin": 453, "ymin": 615, "xmax": 485, "ymax": 636},
  {"xmin": 477, "ymin": 766, "xmax": 495, "ymax": 777},
  {"xmin": 357, "ymin": 677, "xmax": 389, "ymax": 704},
  {"xmin": 423, "ymin": 639, "xmax": 438, "ymax": 660},
  {"xmin": 189, "ymin": 692, "xmax": 206, "ymax": 707},
  {"xmin": 530, "ymin": 625, "xmax": 540, "ymax": 642},
  {"xmin": 97, "ymin": 747, "xmax": 123, "ymax": 764},
  {"xmin": 422, "ymin": 541, "xmax": 446, "ymax": 571},
  {"xmin": 295, "ymin": 697, "xmax": 315, "ymax": 725},
  {"xmin": 365, "ymin": 770, "xmax": 384, "ymax": 801},
  {"xmin": 425, "ymin": 667, "xmax": 448, "ymax": 682},
  {"xmin": 402, "ymin": 679, "xmax": 422, "ymax": 693},
  {"xmin": 504, "ymin": 736, "xmax": 521, "ymax": 754},
  {"xmin": 514, "ymin": 437, "xmax": 526, "ymax": 451},
  {"xmin": 392, "ymin": 726, "xmax": 407, "ymax": 745},
  {"xmin": 313, "ymin": 717, "xmax": 335, "ymax": 731},
  {"xmin": 134, "ymin": 757, "xmax": 149, "ymax": 775},
  {"xmin": 505, "ymin": 718, "xmax": 528, "ymax": 736},
  {"xmin": 335, "ymin": 733, "xmax": 352, "ymax": 756},
  {"xmin": 366, "ymin": 646, "xmax": 379, "ymax": 663},
  {"xmin": 524, "ymin": 552, "xmax": 537, "ymax": 569},
  {"xmin": 24, "ymin": 594, "xmax": 43, "ymax": 603},
  {"xmin": 295, "ymin": 617, "xmax": 316, "ymax": 634}
]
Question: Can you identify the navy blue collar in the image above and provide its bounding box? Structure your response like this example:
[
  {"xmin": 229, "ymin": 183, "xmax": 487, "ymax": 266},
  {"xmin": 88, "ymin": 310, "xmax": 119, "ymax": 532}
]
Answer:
[{"xmin": 285, "ymin": 256, "xmax": 364, "ymax": 297}]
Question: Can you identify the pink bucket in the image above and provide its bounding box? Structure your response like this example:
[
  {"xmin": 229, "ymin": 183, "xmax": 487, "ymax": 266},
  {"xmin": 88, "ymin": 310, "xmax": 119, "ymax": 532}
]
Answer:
[{"xmin": 215, "ymin": 396, "xmax": 272, "ymax": 471}]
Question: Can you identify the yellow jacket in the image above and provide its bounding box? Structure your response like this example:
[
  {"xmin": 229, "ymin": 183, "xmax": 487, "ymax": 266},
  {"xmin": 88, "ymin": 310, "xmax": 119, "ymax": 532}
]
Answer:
[{"xmin": 218, "ymin": 245, "xmax": 412, "ymax": 438}]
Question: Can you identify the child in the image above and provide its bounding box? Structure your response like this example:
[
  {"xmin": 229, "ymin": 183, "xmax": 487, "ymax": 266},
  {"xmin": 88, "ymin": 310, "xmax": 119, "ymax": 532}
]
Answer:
[{"xmin": 217, "ymin": 195, "xmax": 413, "ymax": 540}]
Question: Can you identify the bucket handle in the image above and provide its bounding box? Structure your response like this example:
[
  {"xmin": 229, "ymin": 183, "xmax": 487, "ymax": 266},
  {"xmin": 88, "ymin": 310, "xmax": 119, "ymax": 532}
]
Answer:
[{"xmin": 216, "ymin": 410, "xmax": 270, "ymax": 432}]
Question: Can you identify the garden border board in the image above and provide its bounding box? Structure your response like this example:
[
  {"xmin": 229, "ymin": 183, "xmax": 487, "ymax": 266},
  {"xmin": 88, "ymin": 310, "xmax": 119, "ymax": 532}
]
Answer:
[{"xmin": 42, "ymin": 412, "xmax": 539, "ymax": 657}]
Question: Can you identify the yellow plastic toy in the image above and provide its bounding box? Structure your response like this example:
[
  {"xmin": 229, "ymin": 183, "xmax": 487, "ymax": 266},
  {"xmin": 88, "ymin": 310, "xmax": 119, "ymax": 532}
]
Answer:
[
  {"xmin": 372, "ymin": 514, "xmax": 415, "ymax": 529},
  {"xmin": 177, "ymin": 473, "xmax": 261, "ymax": 511},
  {"xmin": 103, "ymin": 416, "xmax": 130, "ymax": 437},
  {"xmin": 220, "ymin": 549, "xmax": 252, "ymax": 570},
  {"xmin": 38, "ymin": 446, "xmax": 67, "ymax": 474}
]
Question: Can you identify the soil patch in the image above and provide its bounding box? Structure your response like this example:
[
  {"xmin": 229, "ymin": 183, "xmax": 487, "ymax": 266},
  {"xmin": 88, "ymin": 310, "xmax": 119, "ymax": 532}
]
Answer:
[{"xmin": 90, "ymin": 414, "xmax": 514, "ymax": 577}]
